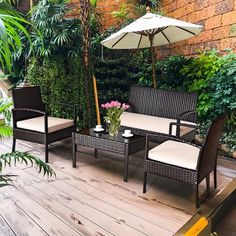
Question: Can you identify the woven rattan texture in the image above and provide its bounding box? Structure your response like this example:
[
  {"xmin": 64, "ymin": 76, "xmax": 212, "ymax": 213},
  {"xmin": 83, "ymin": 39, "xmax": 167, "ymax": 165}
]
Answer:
[
  {"xmin": 128, "ymin": 85, "xmax": 198, "ymax": 122},
  {"xmin": 75, "ymin": 134, "xmax": 127, "ymax": 155},
  {"xmin": 144, "ymin": 160, "xmax": 197, "ymax": 184}
]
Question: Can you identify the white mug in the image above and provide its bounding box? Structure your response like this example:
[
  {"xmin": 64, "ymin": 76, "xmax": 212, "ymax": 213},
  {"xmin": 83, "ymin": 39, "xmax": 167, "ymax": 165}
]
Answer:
[
  {"xmin": 96, "ymin": 125, "xmax": 102, "ymax": 130},
  {"xmin": 124, "ymin": 129, "xmax": 131, "ymax": 135}
]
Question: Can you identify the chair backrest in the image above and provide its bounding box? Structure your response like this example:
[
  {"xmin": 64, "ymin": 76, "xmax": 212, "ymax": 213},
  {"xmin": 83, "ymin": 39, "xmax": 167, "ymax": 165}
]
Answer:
[
  {"xmin": 128, "ymin": 85, "xmax": 198, "ymax": 122},
  {"xmin": 198, "ymin": 114, "xmax": 227, "ymax": 181},
  {"xmin": 12, "ymin": 86, "xmax": 45, "ymax": 120}
]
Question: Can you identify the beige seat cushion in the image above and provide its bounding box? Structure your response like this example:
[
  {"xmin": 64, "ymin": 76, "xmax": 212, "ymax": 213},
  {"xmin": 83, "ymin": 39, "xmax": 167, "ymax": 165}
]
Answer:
[
  {"xmin": 120, "ymin": 111, "xmax": 195, "ymax": 136},
  {"xmin": 148, "ymin": 140, "xmax": 200, "ymax": 170},
  {"xmin": 17, "ymin": 116, "xmax": 74, "ymax": 133}
]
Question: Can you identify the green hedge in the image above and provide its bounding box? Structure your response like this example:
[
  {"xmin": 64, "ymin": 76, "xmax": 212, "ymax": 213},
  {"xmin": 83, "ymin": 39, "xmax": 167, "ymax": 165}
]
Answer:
[{"xmin": 27, "ymin": 56, "xmax": 92, "ymax": 128}]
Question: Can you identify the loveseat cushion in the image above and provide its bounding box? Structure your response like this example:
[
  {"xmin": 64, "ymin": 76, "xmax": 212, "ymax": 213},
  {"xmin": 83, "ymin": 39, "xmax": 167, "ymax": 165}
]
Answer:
[
  {"xmin": 120, "ymin": 112, "xmax": 196, "ymax": 137},
  {"xmin": 17, "ymin": 116, "xmax": 74, "ymax": 133},
  {"xmin": 148, "ymin": 140, "xmax": 200, "ymax": 170}
]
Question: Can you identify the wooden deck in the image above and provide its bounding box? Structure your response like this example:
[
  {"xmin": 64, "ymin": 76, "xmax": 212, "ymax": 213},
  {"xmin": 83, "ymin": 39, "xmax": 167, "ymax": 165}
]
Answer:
[{"xmin": 0, "ymin": 138, "xmax": 236, "ymax": 236}]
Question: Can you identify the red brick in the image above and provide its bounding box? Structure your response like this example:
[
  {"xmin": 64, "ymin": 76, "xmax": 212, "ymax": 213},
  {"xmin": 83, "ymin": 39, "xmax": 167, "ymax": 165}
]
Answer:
[
  {"xmin": 208, "ymin": 0, "xmax": 224, "ymax": 4},
  {"xmin": 180, "ymin": 15, "xmax": 189, "ymax": 21},
  {"xmin": 162, "ymin": 0, "xmax": 175, "ymax": 7},
  {"xmin": 222, "ymin": 11, "xmax": 236, "ymax": 26},
  {"xmin": 189, "ymin": 30, "xmax": 213, "ymax": 44},
  {"xmin": 205, "ymin": 15, "xmax": 222, "ymax": 30},
  {"xmin": 171, "ymin": 8, "xmax": 183, "ymax": 18},
  {"xmin": 205, "ymin": 40, "xmax": 221, "ymax": 50},
  {"xmin": 200, "ymin": 5, "xmax": 216, "ymax": 19},
  {"xmin": 188, "ymin": 5, "xmax": 215, "ymax": 23},
  {"xmin": 163, "ymin": 1, "xmax": 177, "ymax": 13},
  {"xmin": 177, "ymin": 0, "xmax": 192, "ymax": 8},
  {"xmin": 189, "ymin": 43, "xmax": 206, "ymax": 54},
  {"xmin": 215, "ymin": 0, "xmax": 234, "ymax": 15},
  {"xmin": 188, "ymin": 11, "xmax": 201, "ymax": 23},
  {"xmin": 213, "ymin": 26, "xmax": 230, "ymax": 40},
  {"xmin": 220, "ymin": 38, "xmax": 236, "ymax": 49},
  {"xmin": 194, "ymin": 0, "xmax": 209, "ymax": 10}
]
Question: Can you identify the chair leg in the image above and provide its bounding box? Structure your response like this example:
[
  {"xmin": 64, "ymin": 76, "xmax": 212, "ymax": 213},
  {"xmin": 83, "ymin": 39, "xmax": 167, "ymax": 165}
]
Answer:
[
  {"xmin": 195, "ymin": 184, "xmax": 199, "ymax": 208},
  {"xmin": 143, "ymin": 172, "xmax": 147, "ymax": 193},
  {"xmin": 206, "ymin": 175, "xmax": 210, "ymax": 193},
  {"xmin": 12, "ymin": 137, "xmax": 16, "ymax": 152},
  {"xmin": 214, "ymin": 168, "xmax": 217, "ymax": 189},
  {"xmin": 45, "ymin": 143, "xmax": 49, "ymax": 163}
]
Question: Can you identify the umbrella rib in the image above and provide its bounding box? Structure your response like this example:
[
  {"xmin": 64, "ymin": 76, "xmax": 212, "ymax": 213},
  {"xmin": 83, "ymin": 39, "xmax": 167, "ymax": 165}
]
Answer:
[
  {"xmin": 176, "ymin": 26, "xmax": 197, "ymax": 35},
  {"xmin": 160, "ymin": 30, "xmax": 171, "ymax": 43},
  {"xmin": 137, "ymin": 34, "xmax": 142, "ymax": 48},
  {"xmin": 149, "ymin": 27, "xmax": 168, "ymax": 36},
  {"xmin": 111, "ymin": 32, "xmax": 128, "ymax": 48}
]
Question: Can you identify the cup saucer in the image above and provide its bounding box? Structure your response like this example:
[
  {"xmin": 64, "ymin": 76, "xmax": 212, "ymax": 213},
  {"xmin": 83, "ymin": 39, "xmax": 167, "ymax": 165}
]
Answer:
[
  {"xmin": 93, "ymin": 128, "xmax": 104, "ymax": 132},
  {"xmin": 122, "ymin": 133, "xmax": 134, "ymax": 138}
]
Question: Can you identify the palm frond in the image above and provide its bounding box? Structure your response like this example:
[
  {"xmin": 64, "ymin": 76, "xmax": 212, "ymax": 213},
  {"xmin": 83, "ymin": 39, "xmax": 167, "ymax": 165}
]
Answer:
[
  {"xmin": 0, "ymin": 124, "xmax": 13, "ymax": 139},
  {"xmin": 0, "ymin": 2, "xmax": 33, "ymax": 72},
  {"xmin": 0, "ymin": 174, "xmax": 17, "ymax": 187},
  {"xmin": 0, "ymin": 151, "xmax": 56, "ymax": 177}
]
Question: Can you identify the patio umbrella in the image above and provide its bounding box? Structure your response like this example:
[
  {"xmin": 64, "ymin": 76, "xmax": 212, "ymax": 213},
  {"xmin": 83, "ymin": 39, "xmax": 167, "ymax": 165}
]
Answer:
[{"xmin": 101, "ymin": 7, "xmax": 203, "ymax": 88}]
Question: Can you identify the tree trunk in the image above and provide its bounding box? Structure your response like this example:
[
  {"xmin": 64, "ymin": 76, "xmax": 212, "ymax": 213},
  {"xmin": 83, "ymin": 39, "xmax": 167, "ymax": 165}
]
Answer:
[{"xmin": 80, "ymin": 0, "xmax": 93, "ymax": 128}]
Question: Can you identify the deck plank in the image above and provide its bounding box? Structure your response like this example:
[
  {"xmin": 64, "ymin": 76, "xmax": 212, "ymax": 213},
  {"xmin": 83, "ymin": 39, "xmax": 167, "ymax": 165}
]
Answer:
[
  {"xmin": 0, "ymin": 212, "xmax": 15, "ymax": 236},
  {"xmin": 10, "ymin": 171, "xmax": 113, "ymax": 236},
  {"xmin": 23, "ymin": 167, "xmax": 176, "ymax": 235},
  {"xmin": 0, "ymin": 192, "xmax": 48, "ymax": 236},
  {"xmin": 1, "ymin": 188, "xmax": 84, "ymax": 236},
  {"xmin": 0, "ymin": 138, "xmax": 236, "ymax": 236},
  {"xmin": 12, "ymin": 168, "xmax": 166, "ymax": 236}
]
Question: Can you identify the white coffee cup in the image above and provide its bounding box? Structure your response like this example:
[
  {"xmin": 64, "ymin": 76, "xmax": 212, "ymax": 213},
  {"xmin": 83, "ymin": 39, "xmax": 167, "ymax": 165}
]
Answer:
[
  {"xmin": 124, "ymin": 129, "xmax": 131, "ymax": 135},
  {"xmin": 96, "ymin": 125, "xmax": 102, "ymax": 130}
]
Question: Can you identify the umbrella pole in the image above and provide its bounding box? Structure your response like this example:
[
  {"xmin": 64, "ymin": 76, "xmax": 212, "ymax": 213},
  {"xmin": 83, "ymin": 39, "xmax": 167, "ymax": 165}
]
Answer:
[
  {"xmin": 149, "ymin": 35, "xmax": 157, "ymax": 89},
  {"xmin": 93, "ymin": 75, "xmax": 101, "ymax": 125}
]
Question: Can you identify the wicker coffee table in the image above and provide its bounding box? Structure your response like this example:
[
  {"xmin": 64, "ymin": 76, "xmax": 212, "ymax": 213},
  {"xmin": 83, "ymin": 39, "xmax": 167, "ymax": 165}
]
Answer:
[{"xmin": 72, "ymin": 129, "xmax": 145, "ymax": 182}]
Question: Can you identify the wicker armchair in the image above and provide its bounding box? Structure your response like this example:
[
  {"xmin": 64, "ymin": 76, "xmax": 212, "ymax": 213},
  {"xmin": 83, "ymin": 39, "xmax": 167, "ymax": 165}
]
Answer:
[
  {"xmin": 143, "ymin": 114, "xmax": 227, "ymax": 208},
  {"xmin": 12, "ymin": 86, "xmax": 76, "ymax": 163}
]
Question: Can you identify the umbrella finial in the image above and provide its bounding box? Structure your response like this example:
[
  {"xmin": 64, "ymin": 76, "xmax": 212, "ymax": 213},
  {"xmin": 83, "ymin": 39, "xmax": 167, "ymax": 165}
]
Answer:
[{"xmin": 146, "ymin": 6, "xmax": 151, "ymax": 13}]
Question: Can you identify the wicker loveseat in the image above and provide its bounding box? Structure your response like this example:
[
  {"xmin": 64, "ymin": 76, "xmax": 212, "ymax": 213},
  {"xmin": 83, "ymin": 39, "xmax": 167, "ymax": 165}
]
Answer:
[{"xmin": 120, "ymin": 85, "xmax": 198, "ymax": 141}]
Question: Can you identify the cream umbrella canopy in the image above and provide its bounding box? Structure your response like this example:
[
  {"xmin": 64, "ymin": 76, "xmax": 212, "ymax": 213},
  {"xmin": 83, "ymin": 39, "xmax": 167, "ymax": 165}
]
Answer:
[{"xmin": 101, "ymin": 7, "xmax": 203, "ymax": 88}]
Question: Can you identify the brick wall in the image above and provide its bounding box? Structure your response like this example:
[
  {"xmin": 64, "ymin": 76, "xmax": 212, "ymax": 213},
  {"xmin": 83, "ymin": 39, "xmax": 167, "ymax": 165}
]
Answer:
[
  {"xmin": 67, "ymin": 0, "xmax": 128, "ymax": 29},
  {"xmin": 158, "ymin": 0, "xmax": 236, "ymax": 58}
]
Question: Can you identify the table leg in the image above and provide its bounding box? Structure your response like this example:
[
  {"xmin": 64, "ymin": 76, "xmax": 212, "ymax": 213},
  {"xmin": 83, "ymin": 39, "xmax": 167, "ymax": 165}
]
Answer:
[
  {"xmin": 124, "ymin": 156, "xmax": 129, "ymax": 182},
  {"xmin": 94, "ymin": 148, "xmax": 98, "ymax": 158},
  {"xmin": 72, "ymin": 133, "xmax": 77, "ymax": 168}
]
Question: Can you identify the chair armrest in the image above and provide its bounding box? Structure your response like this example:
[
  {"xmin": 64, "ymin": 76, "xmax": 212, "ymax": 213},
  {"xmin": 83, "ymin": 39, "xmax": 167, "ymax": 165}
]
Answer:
[
  {"xmin": 177, "ymin": 110, "xmax": 197, "ymax": 121},
  {"xmin": 12, "ymin": 108, "xmax": 46, "ymax": 116},
  {"xmin": 172, "ymin": 110, "xmax": 198, "ymax": 138},
  {"xmin": 169, "ymin": 121, "xmax": 199, "ymax": 137}
]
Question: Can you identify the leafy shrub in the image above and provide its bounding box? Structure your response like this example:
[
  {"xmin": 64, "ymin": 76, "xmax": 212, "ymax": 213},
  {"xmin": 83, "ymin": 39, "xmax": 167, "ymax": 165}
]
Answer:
[
  {"xmin": 137, "ymin": 54, "xmax": 192, "ymax": 90},
  {"xmin": 210, "ymin": 53, "xmax": 236, "ymax": 121},
  {"xmin": 181, "ymin": 50, "xmax": 225, "ymax": 120},
  {"xmin": 156, "ymin": 55, "xmax": 192, "ymax": 90},
  {"xmin": 209, "ymin": 53, "xmax": 236, "ymax": 153}
]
